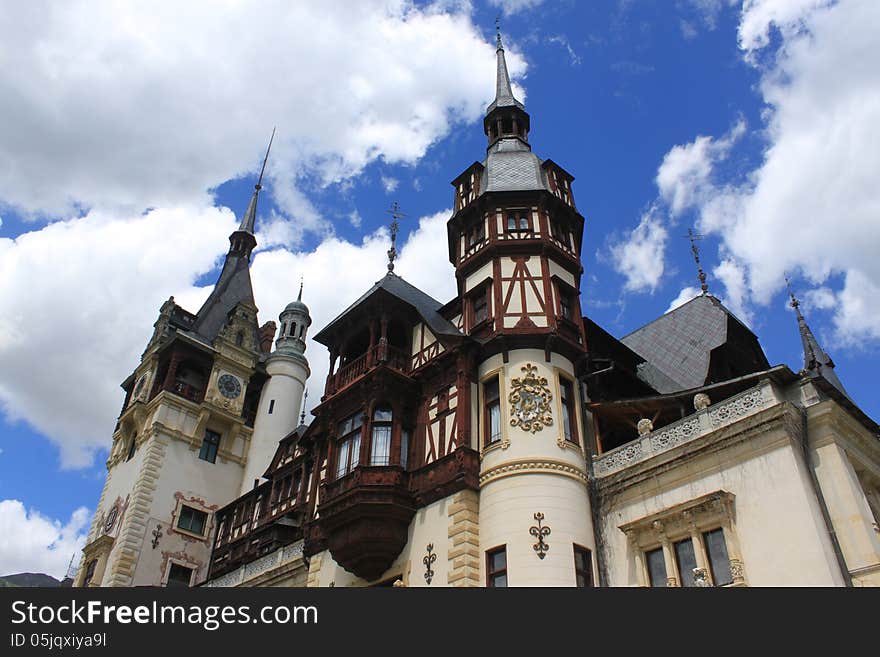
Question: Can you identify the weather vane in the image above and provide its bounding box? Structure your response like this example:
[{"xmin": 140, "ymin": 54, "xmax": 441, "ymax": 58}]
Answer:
[
  {"xmin": 686, "ymin": 228, "xmax": 709, "ymax": 294},
  {"xmin": 784, "ymin": 273, "xmax": 800, "ymax": 311},
  {"xmin": 386, "ymin": 201, "xmax": 407, "ymax": 273}
]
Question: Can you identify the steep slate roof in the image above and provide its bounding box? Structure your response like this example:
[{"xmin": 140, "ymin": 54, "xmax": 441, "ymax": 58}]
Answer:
[
  {"xmin": 192, "ymin": 253, "xmax": 256, "ymax": 342},
  {"xmin": 620, "ymin": 294, "xmax": 767, "ymax": 393},
  {"xmin": 314, "ymin": 273, "xmax": 462, "ymax": 345},
  {"xmin": 481, "ymin": 138, "xmax": 552, "ymax": 194}
]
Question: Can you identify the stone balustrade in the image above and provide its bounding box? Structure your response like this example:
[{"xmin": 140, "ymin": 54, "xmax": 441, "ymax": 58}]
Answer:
[{"xmin": 593, "ymin": 382, "xmax": 778, "ymax": 478}]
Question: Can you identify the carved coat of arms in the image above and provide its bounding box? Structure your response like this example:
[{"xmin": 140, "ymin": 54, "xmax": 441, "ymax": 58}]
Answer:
[{"xmin": 508, "ymin": 364, "xmax": 553, "ymax": 433}]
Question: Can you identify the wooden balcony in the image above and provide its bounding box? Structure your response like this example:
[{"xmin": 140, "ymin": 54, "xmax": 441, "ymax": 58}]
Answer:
[{"xmin": 327, "ymin": 344, "xmax": 412, "ymax": 397}]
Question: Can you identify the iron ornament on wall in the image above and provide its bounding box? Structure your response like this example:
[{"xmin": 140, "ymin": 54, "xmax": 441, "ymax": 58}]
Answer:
[
  {"xmin": 423, "ymin": 543, "xmax": 436, "ymax": 585},
  {"xmin": 530, "ymin": 512, "xmax": 551, "ymax": 559}
]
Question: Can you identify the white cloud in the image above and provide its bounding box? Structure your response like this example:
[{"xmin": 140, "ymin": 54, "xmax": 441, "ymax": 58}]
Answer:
[
  {"xmin": 655, "ymin": 119, "xmax": 745, "ymax": 217},
  {"xmin": 488, "ymin": 0, "xmax": 546, "ymax": 16},
  {"xmin": 0, "ymin": 500, "xmax": 89, "ymax": 579},
  {"xmin": 713, "ymin": 257, "xmax": 753, "ymax": 325},
  {"xmin": 381, "ymin": 176, "xmax": 400, "ymax": 194},
  {"xmin": 672, "ymin": 0, "xmax": 880, "ymax": 344},
  {"xmin": 0, "ymin": 1, "xmax": 524, "ymax": 231},
  {"xmin": 608, "ymin": 210, "xmax": 669, "ymax": 294},
  {"xmin": 666, "ymin": 286, "xmax": 702, "ymax": 313}
]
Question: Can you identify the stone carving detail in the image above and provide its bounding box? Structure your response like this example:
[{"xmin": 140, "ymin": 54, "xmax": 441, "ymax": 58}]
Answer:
[
  {"xmin": 709, "ymin": 388, "xmax": 763, "ymax": 427},
  {"xmin": 650, "ymin": 418, "xmax": 700, "ymax": 452},
  {"xmin": 529, "ymin": 512, "xmax": 551, "ymax": 560},
  {"xmin": 593, "ymin": 441, "xmax": 643, "ymax": 475},
  {"xmin": 637, "ymin": 418, "xmax": 653, "ymax": 436},
  {"xmin": 508, "ymin": 364, "xmax": 554, "ymax": 433},
  {"xmin": 423, "ymin": 543, "xmax": 436, "ymax": 585},
  {"xmin": 693, "ymin": 393, "xmax": 711, "ymax": 411},
  {"xmin": 729, "ymin": 558, "xmax": 745, "ymax": 583},
  {"xmin": 692, "ymin": 567, "xmax": 710, "ymax": 587}
]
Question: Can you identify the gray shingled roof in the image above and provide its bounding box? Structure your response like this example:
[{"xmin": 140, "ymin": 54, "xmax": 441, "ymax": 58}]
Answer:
[
  {"xmin": 481, "ymin": 138, "xmax": 552, "ymax": 194},
  {"xmin": 620, "ymin": 294, "xmax": 754, "ymax": 392},
  {"xmin": 314, "ymin": 273, "xmax": 461, "ymax": 345},
  {"xmin": 192, "ymin": 252, "xmax": 257, "ymax": 343}
]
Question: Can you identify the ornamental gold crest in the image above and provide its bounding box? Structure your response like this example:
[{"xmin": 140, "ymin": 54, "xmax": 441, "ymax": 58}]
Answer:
[{"xmin": 508, "ymin": 363, "xmax": 553, "ymax": 433}]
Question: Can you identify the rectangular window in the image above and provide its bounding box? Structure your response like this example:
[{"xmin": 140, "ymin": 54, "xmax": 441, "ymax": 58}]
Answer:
[
  {"xmin": 166, "ymin": 563, "xmax": 194, "ymax": 587},
  {"xmin": 400, "ymin": 429, "xmax": 410, "ymax": 469},
  {"xmin": 674, "ymin": 538, "xmax": 699, "ymax": 587},
  {"xmin": 574, "ymin": 545, "xmax": 593, "ymax": 587},
  {"xmin": 646, "ymin": 548, "xmax": 667, "ymax": 587},
  {"xmin": 336, "ymin": 412, "xmax": 364, "ymax": 478},
  {"xmin": 484, "ymin": 377, "xmax": 501, "ymax": 445},
  {"xmin": 506, "ymin": 210, "xmax": 532, "ymax": 234},
  {"xmin": 703, "ymin": 528, "xmax": 733, "ymax": 586},
  {"xmin": 370, "ymin": 424, "xmax": 392, "ymax": 466},
  {"xmin": 473, "ymin": 289, "xmax": 489, "ymax": 325},
  {"xmin": 465, "ymin": 221, "xmax": 485, "ymax": 252},
  {"xmin": 486, "ymin": 546, "xmax": 508, "ymax": 587},
  {"xmin": 560, "ymin": 378, "xmax": 577, "ymax": 443},
  {"xmin": 550, "ymin": 217, "xmax": 571, "ymax": 249},
  {"xmin": 268, "ymin": 399, "xmax": 275, "ymax": 414},
  {"xmin": 177, "ymin": 505, "xmax": 208, "ymax": 536},
  {"xmin": 198, "ymin": 429, "xmax": 221, "ymax": 463}
]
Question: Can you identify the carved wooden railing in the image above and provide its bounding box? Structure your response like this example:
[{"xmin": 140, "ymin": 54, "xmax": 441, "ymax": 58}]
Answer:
[{"xmin": 330, "ymin": 344, "xmax": 412, "ymax": 394}]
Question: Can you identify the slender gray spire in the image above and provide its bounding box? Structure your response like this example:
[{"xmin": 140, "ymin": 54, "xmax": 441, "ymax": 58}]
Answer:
[
  {"xmin": 238, "ymin": 127, "xmax": 276, "ymax": 234},
  {"xmin": 786, "ymin": 277, "xmax": 848, "ymax": 397},
  {"xmin": 487, "ymin": 24, "xmax": 523, "ymax": 113},
  {"xmin": 297, "ymin": 276, "xmax": 303, "ymax": 302}
]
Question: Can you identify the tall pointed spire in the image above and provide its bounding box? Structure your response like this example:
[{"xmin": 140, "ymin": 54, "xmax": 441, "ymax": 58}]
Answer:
[
  {"xmin": 686, "ymin": 228, "xmax": 709, "ymax": 295},
  {"xmin": 786, "ymin": 277, "xmax": 848, "ymax": 397},
  {"xmin": 238, "ymin": 127, "xmax": 275, "ymax": 235},
  {"xmin": 487, "ymin": 21, "xmax": 523, "ymax": 113}
]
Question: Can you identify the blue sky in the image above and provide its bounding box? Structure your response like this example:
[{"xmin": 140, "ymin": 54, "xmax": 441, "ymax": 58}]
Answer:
[{"xmin": 1, "ymin": 0, "xmax": 878, "ymax": 577}]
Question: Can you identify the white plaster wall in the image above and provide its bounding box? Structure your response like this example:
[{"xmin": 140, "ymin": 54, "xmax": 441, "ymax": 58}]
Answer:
[
  {"xmin": 601, "ymin": 438, "xmax": 845, "ymax": 587},
  {"xmin": 241, "ymin": 355, "xmax": 308, "ymax": 493},
  {"xmin": 480, "ymin": 473, "xmax": 594, "ymax": 586},
  {"xmin": 465, "ymin": 261, "xmax": 493, "ymax": 293}
]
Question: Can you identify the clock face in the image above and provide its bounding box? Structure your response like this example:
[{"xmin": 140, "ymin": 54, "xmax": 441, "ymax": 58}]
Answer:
[
  {"xmin": 217, "ymin": 373, "xmax": 242, "ymax": 399},
  {"xmin": 104, "ymin": 505, "xmax": 118, "ymax": 533}
]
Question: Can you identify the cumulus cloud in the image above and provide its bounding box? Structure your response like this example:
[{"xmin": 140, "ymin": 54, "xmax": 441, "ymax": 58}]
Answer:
[
  {"xmin": 0, "ymin": 1, "xmax": 524, "ymax": 230},
  {"xmin": 655, "ymin": 120, "xmax": 745, "ymax": 217},
  {"xmin": 0, "ymin": 501, "xmax": 89, "ymax": 578},
  {"xmin": 666, "ymin": 286, "xmax": 703, "ymax": 313},
  {"xmin": 608, "ymin": 210, "xmax": 669, "ymax": 294},
  {"xmin": 381, "ymin": 176, "xmax": 400, "ymax": 194}
]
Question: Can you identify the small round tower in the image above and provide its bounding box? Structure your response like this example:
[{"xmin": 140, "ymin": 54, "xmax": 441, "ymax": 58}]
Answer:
[{"xmin": 241, "ymin": 282, "xmax": 311, "ymax": 494}]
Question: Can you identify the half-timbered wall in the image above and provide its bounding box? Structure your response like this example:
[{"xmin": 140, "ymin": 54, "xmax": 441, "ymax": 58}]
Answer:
[
  {"xmin": 419, "ymin": 384, "xmax": 460, "ymax": 466},
  {"xmin": 498, "ymin": 256, "xmax": 549, "ymax": 329},
  {"xmin": 411, "ymin": 323, "xmax": 445, "ymax": 371}
]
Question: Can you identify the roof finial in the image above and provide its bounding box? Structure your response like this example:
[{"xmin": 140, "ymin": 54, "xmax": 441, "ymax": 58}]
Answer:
[
  {"xmin": 297, "ymin": 275, "xmax": 303, "ymax": 302},
  {"xmin": 686, "ymin": 228, "xmax": 709, "ymax": 295},
  {"xmin": 386, "ymin": 201, "xmax": 406, "ymax": 273},
  {"xmin": 300, "ymin": 389, "xmax": 308, "ymax": 425},
  {"xmin": 237, "ymin": 127, "xmax": 276, "ymax": 234},
  {"xmin": 496, "ymin": 16, "xmax": 503, "ymax": 50},
  {"xmin": 256, "ymin": 126, "xmax": 276, "ymax": 191}
]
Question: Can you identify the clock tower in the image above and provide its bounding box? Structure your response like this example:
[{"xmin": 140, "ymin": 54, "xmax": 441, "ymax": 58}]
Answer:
[{"xmin": 74, "ymin": 136, "xmax": 297, "ymax": 587}]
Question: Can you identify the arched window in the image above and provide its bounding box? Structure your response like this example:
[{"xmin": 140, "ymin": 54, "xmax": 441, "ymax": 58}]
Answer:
[
  {"xmin": 289, "ymin": 322, "xmax": 297, "ymax": 337},
  {"xmin": 370, "ymin": 406, "xmax": 393, "ymax": 466}
]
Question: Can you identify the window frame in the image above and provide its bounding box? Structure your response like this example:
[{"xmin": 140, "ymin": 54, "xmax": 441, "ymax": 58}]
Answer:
[
  {"xmin": 483, "ymin": 375, "xmax": 502, "ymax": 446},
  {"xmin": 165, "ymin": 562, "xmax": 195, "ymax": 588},
  {"xmin": 486, "ymin": 545, "xmax": 508, "ymax": 587},
  {"xmin": 505, "ymin": 209, "xmax": 533, "ymax": 235},
  {"xmin": 335, "ymin": 411, "xmax": 365, "ymax": 479},
  {"xmin": 198, "ymin": 429, "xmax": 221, "ymax": 464},
  {"xmin": 369, "ymin": 406, "xmax": 393, "ymax": 466},
  {"xmin": 559, "ymin": 376, "xmax": 579, "ymax": 444},
  {"xmin": 573, "ymin": 544, "xmax": 593, "ymax": 588},
  {"xmin": 176, "ymin": 504, "xmax": 209, "ymax": 537}
]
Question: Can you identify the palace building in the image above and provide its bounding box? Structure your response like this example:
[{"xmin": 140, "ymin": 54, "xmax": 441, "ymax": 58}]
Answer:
[{"xmin": 76, "ymin": 34, "xmax": 880, "ymax": 589}]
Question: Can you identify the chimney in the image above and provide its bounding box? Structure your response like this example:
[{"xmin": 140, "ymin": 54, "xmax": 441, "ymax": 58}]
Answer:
[{"xmin": 259, "ymin": 321, "xmax": 277, "ymax": 353}]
